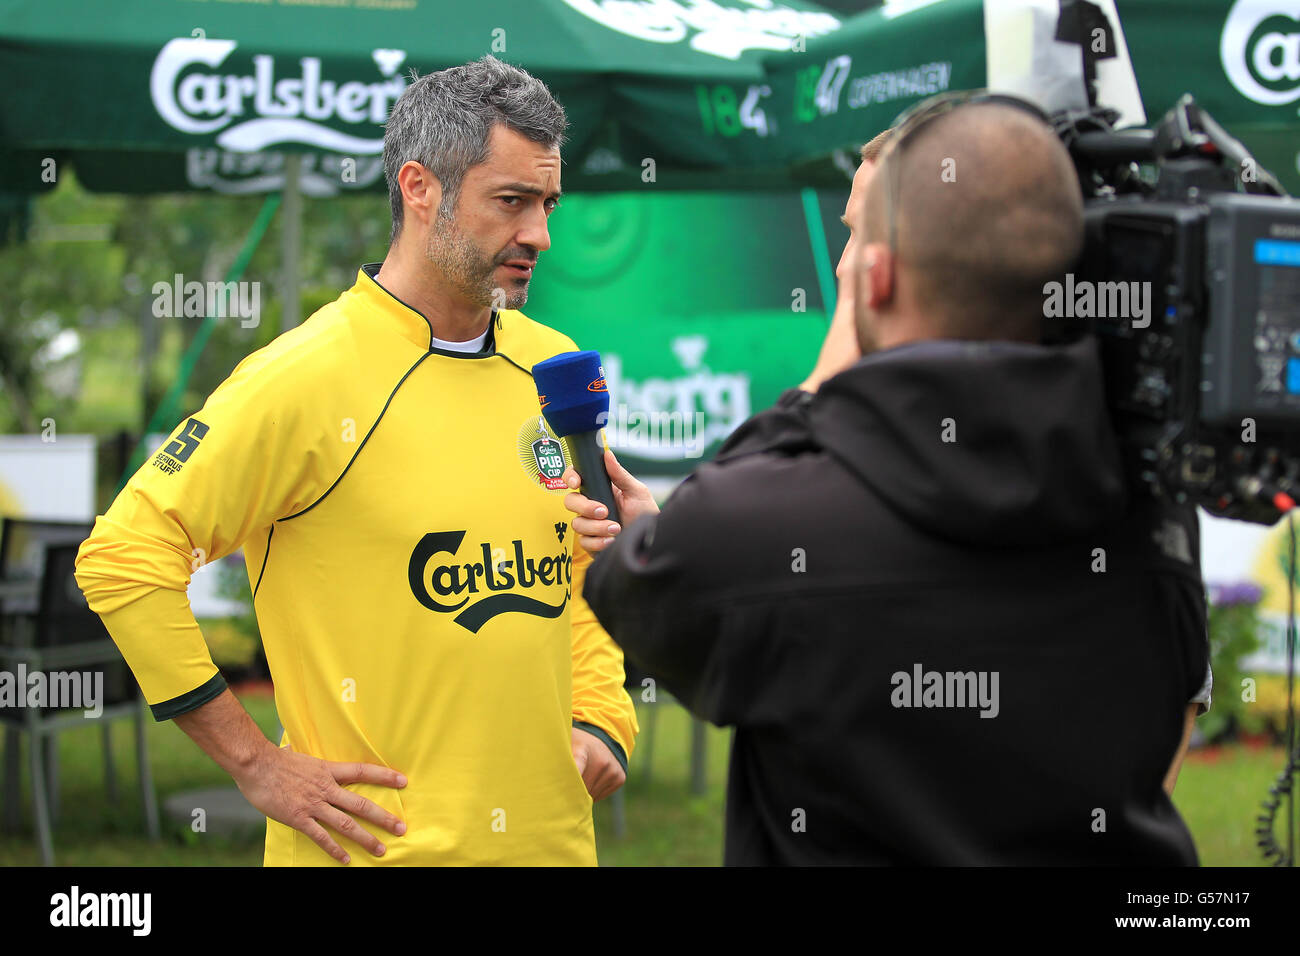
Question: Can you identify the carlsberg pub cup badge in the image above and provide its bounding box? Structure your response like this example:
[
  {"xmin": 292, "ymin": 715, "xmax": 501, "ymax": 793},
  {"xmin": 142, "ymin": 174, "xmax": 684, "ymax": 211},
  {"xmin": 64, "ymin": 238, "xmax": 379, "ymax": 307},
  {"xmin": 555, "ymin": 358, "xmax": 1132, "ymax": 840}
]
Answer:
[{"xmin": 518, "ymin": 416, "xmax": 570, "ymax": 491}]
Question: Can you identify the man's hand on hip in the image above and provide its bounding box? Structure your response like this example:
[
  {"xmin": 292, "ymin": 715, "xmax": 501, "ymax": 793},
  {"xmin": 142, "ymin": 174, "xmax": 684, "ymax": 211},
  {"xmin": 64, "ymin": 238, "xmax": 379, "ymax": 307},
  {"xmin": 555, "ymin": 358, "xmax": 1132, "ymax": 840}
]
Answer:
[
  {"xmin": 571, "ymin": 726, "xmax": 626, "ymax": 801},
  {"xmin": 233, "ymin": 746, "xmax": 408, "ymax": 865},
  {"xmin": 174, "ymin": 690, "xmax": 407, "ymax": 865}
]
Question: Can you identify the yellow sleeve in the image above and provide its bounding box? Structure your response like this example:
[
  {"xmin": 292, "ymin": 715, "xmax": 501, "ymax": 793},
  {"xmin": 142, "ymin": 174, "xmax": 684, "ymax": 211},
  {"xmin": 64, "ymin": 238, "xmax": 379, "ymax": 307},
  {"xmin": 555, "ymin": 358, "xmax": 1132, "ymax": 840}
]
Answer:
[
  {"xmin": 75, "ymin": 345, "xmax": 335, "ymax": 719},
  {"xmin": 569, "ymin": 539, "xmax": 639, "ymax": 769}
]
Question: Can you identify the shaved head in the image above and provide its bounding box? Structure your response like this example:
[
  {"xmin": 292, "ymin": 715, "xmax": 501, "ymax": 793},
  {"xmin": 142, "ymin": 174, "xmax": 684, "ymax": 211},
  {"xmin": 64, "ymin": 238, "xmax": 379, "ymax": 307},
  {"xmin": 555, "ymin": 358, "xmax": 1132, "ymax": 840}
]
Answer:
[
  {"xmin": 860, "ymin": 128, "xmax": 893, "ymax": 163},
  {"xmin": 861, "ymin": 102, "xmax": 1083, "ymax": 342}
]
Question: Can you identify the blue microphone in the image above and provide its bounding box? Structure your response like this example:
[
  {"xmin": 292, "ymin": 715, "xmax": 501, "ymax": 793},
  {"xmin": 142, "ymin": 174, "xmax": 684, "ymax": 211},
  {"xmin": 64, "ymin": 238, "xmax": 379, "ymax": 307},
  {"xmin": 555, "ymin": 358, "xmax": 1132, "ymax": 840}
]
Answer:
[{"xmin": 532, "ymin": 350, "xmax": 620, "ymax": 525}]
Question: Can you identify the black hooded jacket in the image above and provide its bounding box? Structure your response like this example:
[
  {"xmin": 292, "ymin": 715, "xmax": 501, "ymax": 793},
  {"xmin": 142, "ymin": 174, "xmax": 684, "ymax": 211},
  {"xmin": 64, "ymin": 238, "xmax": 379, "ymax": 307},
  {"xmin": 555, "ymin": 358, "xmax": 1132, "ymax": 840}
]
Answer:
[{"xmin": 584, "ymin": 337, "xmax": 1208, "ymax": 865}]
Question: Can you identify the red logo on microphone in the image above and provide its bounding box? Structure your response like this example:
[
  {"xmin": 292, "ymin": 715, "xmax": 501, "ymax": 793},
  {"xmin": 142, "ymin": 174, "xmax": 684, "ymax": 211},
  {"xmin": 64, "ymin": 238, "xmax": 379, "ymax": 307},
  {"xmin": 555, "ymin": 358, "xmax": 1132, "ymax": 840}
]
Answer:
[
  {"xmin": 587, "ymin": 378, "xmax": 607, "ymax": 392},
  {"xmin": 538, "ymin": 394, "xmax": 549, "ymax": 409}
]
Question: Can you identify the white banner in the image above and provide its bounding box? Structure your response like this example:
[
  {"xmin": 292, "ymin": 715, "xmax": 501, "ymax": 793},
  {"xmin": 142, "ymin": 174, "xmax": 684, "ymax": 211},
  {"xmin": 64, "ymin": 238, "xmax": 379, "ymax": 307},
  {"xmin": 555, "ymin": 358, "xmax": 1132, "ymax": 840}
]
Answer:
[
  {"xmin": 984, "ymin": 0, "xmax": 1146, "ymax": 127},
  {"xmin": 0, "ymin": 434, "xmax": 95, "ymax": 521}
]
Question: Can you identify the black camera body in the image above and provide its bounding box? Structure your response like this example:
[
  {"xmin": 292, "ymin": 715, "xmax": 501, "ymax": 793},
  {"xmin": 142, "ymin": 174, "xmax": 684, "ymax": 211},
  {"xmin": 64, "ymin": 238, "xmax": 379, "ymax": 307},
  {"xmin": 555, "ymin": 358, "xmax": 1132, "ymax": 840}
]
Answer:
[{"xmin": 1048, "ymin": 97, "xmax": 1300, "ymax": 524}]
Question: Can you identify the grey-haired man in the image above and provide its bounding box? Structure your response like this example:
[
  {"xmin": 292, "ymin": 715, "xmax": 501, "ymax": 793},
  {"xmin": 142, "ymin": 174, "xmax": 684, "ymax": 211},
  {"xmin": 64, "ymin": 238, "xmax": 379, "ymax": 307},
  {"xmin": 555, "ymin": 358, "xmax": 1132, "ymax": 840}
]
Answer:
[{"xmin": 77, "ymin": 56, "xmax": 636, "ymax": 867}]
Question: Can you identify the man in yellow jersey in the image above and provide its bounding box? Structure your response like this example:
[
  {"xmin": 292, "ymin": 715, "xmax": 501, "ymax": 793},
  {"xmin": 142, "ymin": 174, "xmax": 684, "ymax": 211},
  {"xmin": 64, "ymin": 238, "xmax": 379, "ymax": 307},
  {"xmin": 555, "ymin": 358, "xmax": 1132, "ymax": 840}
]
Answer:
[{"xmin": 75, "ymin": 55, "xmax": 637, "ymax": 866}]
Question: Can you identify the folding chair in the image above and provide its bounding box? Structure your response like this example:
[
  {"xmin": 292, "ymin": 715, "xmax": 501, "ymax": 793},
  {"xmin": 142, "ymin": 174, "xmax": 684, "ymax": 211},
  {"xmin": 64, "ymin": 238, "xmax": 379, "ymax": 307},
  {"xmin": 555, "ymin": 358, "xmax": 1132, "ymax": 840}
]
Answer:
[{"xmin": 0, "ymin": 521, "xmax": 159, "ymax": 865}]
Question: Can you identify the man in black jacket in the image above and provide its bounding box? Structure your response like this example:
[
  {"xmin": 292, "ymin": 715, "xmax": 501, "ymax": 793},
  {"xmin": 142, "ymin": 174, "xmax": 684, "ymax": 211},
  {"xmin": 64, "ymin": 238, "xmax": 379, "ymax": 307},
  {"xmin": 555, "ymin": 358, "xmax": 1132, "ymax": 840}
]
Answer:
[{"xmin": 566, "ymin": 98, "xmax": 1209, "ymax": 865}]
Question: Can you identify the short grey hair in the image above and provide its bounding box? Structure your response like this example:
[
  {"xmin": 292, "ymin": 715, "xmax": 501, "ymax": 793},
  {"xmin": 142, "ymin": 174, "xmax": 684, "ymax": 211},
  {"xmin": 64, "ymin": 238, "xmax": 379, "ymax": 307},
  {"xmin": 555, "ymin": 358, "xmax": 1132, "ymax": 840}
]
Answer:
[{"xmin": 383, "ymin": 56, "xmax": 567, "ymax": 243}]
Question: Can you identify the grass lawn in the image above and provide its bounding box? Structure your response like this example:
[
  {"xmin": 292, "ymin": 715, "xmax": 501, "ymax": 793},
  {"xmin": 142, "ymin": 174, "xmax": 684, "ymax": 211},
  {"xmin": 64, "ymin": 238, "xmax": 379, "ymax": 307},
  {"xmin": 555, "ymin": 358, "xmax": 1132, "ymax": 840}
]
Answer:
[
  {"xmin": 0, "ymin": 686, "xmax": 280, "ymax": 866},
  {"xmin": 1173, "ymin": 739, "xmax": 1292, "ymax": 866},
  {"xmin": 0, "ymin": 688, "xmax": 1288, "ymax": 866}
]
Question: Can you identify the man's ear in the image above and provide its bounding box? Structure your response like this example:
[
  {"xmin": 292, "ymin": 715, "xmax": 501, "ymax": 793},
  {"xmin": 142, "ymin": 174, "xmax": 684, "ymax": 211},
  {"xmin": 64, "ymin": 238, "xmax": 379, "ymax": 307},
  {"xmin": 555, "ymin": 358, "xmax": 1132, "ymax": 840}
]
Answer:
[
  {"xmin": 860, "ymin": 241, "xmax": 894, "ymax": 309},
  {"xmin": 397, "ymin": 161, "xmax": 442, "ymax": 229}
]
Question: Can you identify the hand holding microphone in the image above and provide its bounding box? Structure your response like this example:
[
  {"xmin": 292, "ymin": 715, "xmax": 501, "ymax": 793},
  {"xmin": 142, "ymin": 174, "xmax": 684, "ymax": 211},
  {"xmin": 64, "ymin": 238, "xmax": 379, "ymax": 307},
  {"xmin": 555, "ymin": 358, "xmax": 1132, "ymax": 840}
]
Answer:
[
  {"xmin": 531, "ymin": 350, "xmax": 659, "ymax": 553},
  {"xmin": 563, "ymin": 447, "xmax": 659, "ymax": 553}
]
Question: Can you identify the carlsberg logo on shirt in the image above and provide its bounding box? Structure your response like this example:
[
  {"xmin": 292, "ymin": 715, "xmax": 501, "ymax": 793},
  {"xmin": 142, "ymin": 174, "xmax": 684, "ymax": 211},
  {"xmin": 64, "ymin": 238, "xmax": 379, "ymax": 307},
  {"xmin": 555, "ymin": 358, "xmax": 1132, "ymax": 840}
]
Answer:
[
  {"xmin": 150, "ymin": 37, "xmax": 407, "ymax": 151},
  {"xmin": 408, "ymin": 531, "xmax": 572, "ymax": 634},
  {"xmin": 1221, "ymin": 1, "xmax": 1300, "ymax": 106}
]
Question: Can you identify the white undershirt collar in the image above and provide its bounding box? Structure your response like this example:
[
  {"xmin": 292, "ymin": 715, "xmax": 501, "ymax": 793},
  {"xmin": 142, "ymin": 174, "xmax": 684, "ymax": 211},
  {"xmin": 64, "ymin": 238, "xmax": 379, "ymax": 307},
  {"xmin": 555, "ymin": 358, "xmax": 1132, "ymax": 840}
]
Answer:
[{"xmin": 430, "ymin": 324, "xmax": 490, "ymax": 353}]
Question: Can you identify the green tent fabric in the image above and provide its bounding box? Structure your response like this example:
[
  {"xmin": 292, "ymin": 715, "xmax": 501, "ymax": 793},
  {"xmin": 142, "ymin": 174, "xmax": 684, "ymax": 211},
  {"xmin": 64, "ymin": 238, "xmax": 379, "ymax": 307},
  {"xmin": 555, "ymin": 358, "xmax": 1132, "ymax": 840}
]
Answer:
[
  {"xmin": 0, "ymin": 0, "xmax": 860, "ymax": 480},
  {"xmin": 760, "ymin": 0, "xmax": 1300, "ymax": 194},
  {"xmin": 7, "ymin": 1, "xmax": 1298, "ymax": 193},
  {"xmin": 762, "ymin": 0, "xmax": 986, "ymax": 181},
  {"xmin": 1121, "ymin": 0, "xmax": 1300, "ymax": 195},
  {"xmin": 0, "ymin": 0, "xmax": 849, "ymax": 194}
]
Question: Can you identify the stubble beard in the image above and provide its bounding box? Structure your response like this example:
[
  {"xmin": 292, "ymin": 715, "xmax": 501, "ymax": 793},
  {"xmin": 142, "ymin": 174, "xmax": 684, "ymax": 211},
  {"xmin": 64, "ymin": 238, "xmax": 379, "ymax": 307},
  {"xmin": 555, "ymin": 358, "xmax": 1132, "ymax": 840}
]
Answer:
[{"xmin": 424, "ymin": 212, "xmax": 529, "ymax": 311}]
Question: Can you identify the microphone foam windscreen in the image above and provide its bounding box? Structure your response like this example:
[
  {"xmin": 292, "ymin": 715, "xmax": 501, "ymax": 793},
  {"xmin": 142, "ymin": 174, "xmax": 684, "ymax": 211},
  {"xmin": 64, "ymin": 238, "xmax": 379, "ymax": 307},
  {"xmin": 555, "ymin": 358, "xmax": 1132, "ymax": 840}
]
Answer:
[{"xmin": 532, "ymin": 350, "xmax": 609, "ymax": 437}]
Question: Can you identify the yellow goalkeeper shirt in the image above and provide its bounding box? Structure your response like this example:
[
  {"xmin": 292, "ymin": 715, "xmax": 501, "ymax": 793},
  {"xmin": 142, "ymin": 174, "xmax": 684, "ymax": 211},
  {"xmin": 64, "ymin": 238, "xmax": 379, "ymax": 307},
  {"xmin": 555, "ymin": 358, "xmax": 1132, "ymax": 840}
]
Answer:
[{"xmin": 75, "ymin": 264, "xmax": 637, "ymax": 866}]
